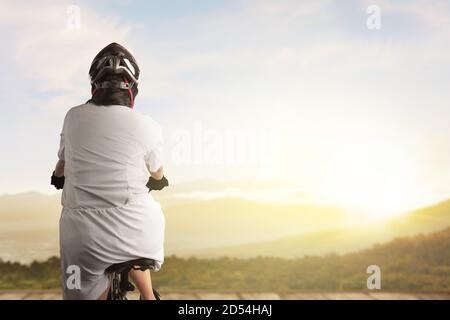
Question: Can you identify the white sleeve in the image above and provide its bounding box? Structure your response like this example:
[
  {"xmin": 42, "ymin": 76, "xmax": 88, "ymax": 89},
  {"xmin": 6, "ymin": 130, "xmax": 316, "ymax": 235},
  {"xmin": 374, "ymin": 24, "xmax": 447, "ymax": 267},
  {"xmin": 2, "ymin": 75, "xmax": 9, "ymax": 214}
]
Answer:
[
  {"xmin": 57, "ymin": 132, "xmax": 65, "ymax": 160},
  {"xmin": 57, "ymin": 110, "xmax": 70, "ymax": 160},
  {"xmin": 145, "ymin": 122, "xmax": 163, "ymax": 173}
]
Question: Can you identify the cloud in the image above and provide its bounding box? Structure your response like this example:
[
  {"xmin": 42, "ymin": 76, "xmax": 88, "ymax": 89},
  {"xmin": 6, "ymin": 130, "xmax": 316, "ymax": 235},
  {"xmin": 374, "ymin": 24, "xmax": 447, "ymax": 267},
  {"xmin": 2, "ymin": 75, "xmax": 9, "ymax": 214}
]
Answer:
[
  {"xmin": 136, "ymin": 0, "xmax": 450, "ymax": 106},
  {"xmin": 0, "ymin": 0, "xmax": 134, "ymax": 107},
  {"xmin": 0, "ymin": 0, "xmax": 138, "ymax": 193}
]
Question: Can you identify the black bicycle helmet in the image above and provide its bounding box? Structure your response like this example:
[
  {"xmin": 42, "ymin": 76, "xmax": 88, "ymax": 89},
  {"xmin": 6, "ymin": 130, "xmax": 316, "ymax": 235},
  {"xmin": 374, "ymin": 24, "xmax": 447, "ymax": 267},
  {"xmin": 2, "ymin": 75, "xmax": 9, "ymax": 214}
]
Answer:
[
  {"xmin": 89, "ymin": 42, "xmax": 140, "ymax": 90},
  {"xmin": 88, "ymin": 43, "xmax": 140, "ymax": 108}
]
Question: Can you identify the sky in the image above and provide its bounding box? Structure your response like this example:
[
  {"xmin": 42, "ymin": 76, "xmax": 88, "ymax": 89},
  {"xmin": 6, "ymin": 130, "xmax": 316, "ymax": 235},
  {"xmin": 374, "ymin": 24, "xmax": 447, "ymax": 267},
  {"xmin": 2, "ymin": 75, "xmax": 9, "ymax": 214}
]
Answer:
[{"xmin": 0, "ymin": 0, "xmax": 449, "ymax": 217}]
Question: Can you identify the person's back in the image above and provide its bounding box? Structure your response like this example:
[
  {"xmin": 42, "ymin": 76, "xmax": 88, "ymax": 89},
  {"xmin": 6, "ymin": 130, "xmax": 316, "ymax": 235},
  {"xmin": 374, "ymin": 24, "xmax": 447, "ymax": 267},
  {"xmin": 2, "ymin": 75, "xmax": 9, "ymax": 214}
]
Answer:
[
  {"xmin": 60, "ymin": 103, "xmax": 162, "ymax": 209},
  {"xmin": 52, "ymin": 43, "xmax": 167, "ymax": 300}
]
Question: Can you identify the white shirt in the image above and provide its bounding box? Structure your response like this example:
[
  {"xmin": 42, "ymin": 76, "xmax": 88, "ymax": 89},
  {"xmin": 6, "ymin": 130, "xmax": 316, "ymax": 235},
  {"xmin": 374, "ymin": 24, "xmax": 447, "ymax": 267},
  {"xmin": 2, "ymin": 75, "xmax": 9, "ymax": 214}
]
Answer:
[
  {"xmin": 58, "ymin": 103, "xmax": 163, "ymax": 209},
  {"xmin": 58, "ymin": 103, "xmax": 166, "ymax": 299}
]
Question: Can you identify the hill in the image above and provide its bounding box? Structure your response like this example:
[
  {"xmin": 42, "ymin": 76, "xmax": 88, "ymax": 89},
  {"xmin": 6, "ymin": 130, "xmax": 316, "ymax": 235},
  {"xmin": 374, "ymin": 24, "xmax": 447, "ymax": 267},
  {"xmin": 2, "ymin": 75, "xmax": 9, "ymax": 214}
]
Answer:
[
  {"xmin": 0, "ymin": 190, "xmax": 353, "ymax": 262},
  {"xmin": 1, "ymin": 227, "xmax": 449, "ymax": 292},
  {"xmin": 1, "ymin": 189, "xmax": 449, "ymax": 262},
  {"xmin": 189, "ymin": 199, "xmax": 450, "ymax": 258},
  {"xmin": 163, "ymin": 198, "xmax": 352, "ymax": 251}
]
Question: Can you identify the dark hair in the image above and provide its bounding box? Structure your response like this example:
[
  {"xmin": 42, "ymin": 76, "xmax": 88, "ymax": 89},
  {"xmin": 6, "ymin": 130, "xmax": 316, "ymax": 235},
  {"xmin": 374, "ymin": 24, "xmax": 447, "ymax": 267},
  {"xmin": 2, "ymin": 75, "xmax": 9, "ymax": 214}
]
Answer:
[{"xmin": 88, "ymin": 74, "xmax": 138, "ymax": 108}]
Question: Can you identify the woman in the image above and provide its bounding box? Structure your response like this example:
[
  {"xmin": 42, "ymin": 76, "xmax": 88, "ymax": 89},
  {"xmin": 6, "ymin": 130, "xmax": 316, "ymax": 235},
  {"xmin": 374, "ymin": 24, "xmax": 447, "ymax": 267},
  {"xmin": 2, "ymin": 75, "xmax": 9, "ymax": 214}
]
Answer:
[{"xmin": 51, "ymin": 43, "xmax": 167, "ymax": 300}]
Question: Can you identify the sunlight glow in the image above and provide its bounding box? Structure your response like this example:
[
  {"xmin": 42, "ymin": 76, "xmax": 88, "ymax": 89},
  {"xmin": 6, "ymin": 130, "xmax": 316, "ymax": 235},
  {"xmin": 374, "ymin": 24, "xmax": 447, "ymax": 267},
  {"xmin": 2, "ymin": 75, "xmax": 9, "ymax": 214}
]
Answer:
[{"xmin": 320, "ymin": 140, "xmax": 419, "ymax": 219}]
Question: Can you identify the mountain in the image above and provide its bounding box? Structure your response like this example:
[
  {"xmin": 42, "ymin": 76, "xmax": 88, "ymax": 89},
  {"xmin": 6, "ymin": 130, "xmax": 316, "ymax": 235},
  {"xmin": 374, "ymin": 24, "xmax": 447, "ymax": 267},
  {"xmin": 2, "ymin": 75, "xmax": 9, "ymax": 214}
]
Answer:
[
  {"xmin": 163, "ymin": 198, "xmax": 352, "ymax": 251},
  {"xmin": 0, "ymin": 192, "xmax": 61, "ymax": 262},
  {"xmin": 1, "ymin": 188, "xmax": 449, "ymax": 263},
  {"xmin": 0, "ymin": 190, "xmax": 350, "ymax": 261},
  {"xmin": 188, "ymin": 199, "xmax": 450, "ymax": 258},
  {"xmin": 388, "ymin": 199, "xmax": 450, "ymax": 235},
  {"xmin": 3, "ymin": 227, "xmax": 450, "ymax": 292},
  {"xmin": 156, "ymin": 227, "xmax": 450, "ymax": 292}
]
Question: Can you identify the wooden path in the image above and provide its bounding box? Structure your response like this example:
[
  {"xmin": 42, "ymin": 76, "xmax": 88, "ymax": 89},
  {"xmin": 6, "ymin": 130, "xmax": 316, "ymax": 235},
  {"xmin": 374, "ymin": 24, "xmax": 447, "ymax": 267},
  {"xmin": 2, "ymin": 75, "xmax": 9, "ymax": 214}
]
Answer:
[{"xmin": 1, "ymin": 290, "xmax": 449, "ymax": 300}]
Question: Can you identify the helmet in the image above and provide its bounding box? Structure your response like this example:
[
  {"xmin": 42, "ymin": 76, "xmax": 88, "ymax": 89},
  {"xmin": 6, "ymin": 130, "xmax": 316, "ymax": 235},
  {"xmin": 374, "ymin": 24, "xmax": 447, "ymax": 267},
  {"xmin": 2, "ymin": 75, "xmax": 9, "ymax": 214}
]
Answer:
[{"xmin": 89, "ymin": 42, "xmax": 140, "ymax": 91}]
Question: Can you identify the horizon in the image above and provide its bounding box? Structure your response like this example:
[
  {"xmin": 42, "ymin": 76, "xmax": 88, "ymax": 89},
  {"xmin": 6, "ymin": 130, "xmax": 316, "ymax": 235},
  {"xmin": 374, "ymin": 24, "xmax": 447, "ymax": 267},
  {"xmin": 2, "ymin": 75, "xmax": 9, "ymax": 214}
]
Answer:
[{"xmin": 1, "ymin": 183, "xmax": 449, "ymax": 222}]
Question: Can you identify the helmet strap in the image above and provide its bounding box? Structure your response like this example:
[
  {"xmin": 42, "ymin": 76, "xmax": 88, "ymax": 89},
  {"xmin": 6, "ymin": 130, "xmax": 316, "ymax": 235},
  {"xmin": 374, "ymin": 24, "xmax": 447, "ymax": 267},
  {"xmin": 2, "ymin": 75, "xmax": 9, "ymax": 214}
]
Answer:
[{"xmin": 123, "ymin": 78, "xmax": 134, "ymax": 109}]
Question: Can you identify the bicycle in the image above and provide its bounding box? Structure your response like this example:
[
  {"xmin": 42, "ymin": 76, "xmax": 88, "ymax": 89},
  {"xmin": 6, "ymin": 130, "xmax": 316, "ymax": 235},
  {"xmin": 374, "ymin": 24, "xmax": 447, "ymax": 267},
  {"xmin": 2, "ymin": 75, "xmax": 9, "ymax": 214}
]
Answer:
[{"xmin": 105, "ymin": 257, "xmax": 162, "ymax": 300}]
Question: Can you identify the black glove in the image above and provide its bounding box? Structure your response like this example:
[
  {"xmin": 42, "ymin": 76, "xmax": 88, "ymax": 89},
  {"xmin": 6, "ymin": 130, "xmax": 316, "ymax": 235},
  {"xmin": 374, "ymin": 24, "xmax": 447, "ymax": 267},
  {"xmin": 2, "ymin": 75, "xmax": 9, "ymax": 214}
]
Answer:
[
  {"xmin": 146, "ymin": 176, "xmax": 169, "ymax": 191},
  {"xmin": 51, "ymin": 171, "xmax": 65, "ymax": 190}
]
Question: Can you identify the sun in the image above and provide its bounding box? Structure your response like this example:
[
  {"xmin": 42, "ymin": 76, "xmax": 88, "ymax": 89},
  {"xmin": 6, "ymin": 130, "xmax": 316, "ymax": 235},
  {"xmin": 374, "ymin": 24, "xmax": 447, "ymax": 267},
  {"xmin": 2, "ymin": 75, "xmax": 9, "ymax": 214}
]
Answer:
[{"xmin": 320, "ymin": 140, "xmax": 419, "ymax": 220}]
